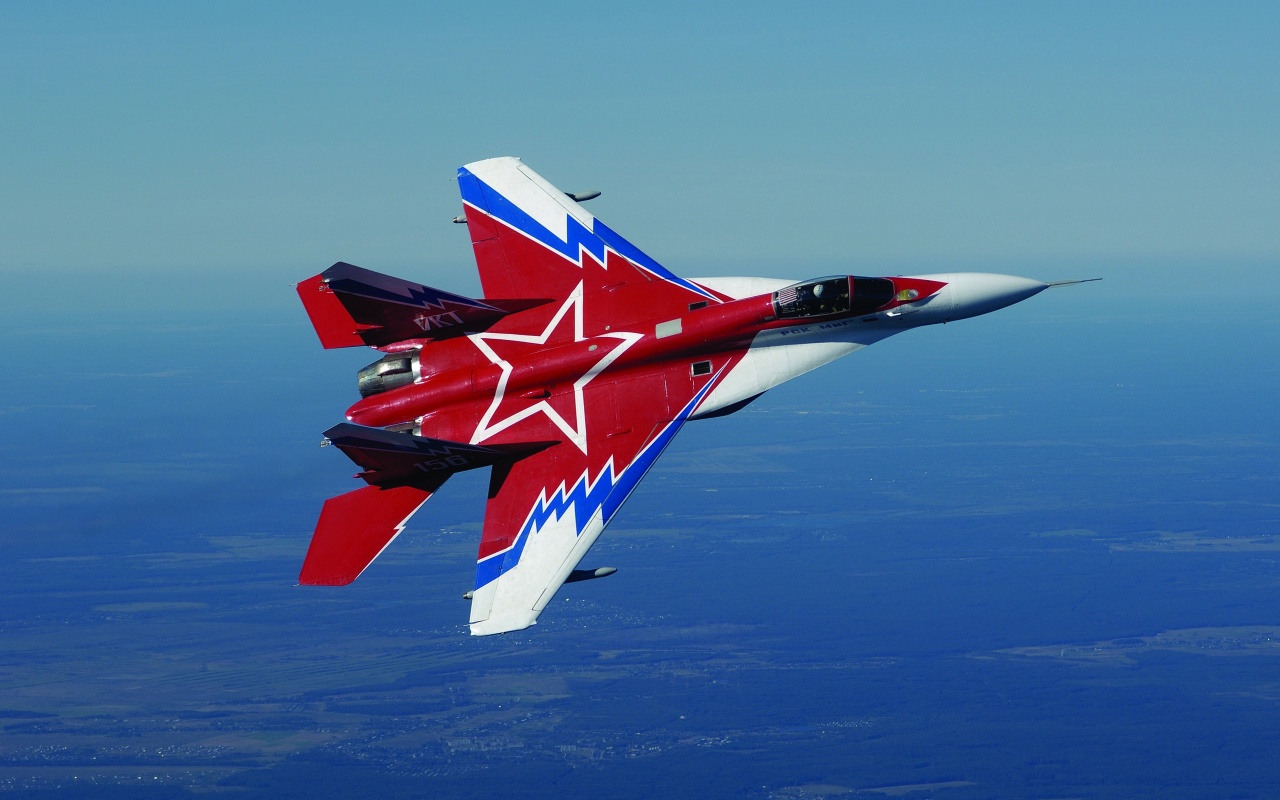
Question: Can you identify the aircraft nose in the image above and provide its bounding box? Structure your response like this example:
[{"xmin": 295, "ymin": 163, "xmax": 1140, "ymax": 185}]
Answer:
[{"xmin": 943, "ymin": 273, "xmax": 1048, "ymax": 320}]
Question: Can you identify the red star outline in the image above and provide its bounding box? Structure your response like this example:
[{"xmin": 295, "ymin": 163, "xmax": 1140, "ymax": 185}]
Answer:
[{"xmin": 468, "ymin": 283, "xmax": 642, "ymax": 454}]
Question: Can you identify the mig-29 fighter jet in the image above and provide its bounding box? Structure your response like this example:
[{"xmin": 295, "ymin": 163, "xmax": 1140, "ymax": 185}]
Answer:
[{"xmin": 297, "ymin": 157, "xmax": 1077, "ymax": 635}]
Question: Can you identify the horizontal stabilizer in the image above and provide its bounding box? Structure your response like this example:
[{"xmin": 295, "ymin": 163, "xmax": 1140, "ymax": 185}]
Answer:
[
  {"xmin": 299, "ymin": 484, "xmax": 433, "ymax": 586},
  {"xmin": 297, "ymin": 261, "xmax": 548, "ymax": 349},
  {"xmin": 324, "ymin": 423, "xmax": 554, "ymax": 489}
]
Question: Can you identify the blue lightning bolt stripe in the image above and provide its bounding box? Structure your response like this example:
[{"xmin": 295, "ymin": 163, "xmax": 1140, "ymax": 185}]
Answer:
[
  {"xmin": 473, "ymin": 374, "xmax": 721, "ymax": 590},
  {"xmin": 457, "ymin": 168, "xmax": 717, "ymax": 301}
]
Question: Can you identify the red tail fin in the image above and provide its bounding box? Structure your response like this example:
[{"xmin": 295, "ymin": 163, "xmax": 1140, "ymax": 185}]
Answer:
[
  {"xmin": 299, "ymin": 485, "xmax": 432, "ymax": 586},
  {"xmin": 297, "ymin": 262, "xmax": 544, "ymax": 349},
  {"xmin": 297, "ymin": 271, "xmax": 367, "ymax": 349},
  {"xmin": 300, "ymin": 427, "xmax": 557, "ymax": 587}
]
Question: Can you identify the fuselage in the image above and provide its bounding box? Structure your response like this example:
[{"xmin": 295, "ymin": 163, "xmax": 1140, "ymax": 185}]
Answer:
[{"xmin": 345, "ymin": 272, "xmax": 1048, "ymax": 437}]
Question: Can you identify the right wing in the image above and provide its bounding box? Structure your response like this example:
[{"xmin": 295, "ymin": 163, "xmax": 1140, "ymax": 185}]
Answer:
[{"xmin": 467, "ymin": 361, "xmax": 735, "ymax": 636}]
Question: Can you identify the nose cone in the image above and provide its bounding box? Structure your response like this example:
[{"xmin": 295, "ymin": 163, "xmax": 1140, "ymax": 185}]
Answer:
[
  {"xmin": 948, "ymin": 273, "xmax": 1048, "ymax": 319},
  {"xmin": 907, "ymin": 273, "xmax": 1049, "ymax": 323}
]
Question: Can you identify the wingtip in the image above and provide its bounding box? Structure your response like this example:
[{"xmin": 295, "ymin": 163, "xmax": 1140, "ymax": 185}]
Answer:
[{"xmin": 468, "ymin": 613, "xmax": 539, "ymax": 636}]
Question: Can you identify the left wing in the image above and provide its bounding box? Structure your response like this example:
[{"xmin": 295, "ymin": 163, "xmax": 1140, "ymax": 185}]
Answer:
[
  {"xmin": 467, "ymin": 365, "xmax": 728, "ymax": 635},
  {"xmin": 458, "ymin": 157, "xmax": 724, "ymax": 315}
]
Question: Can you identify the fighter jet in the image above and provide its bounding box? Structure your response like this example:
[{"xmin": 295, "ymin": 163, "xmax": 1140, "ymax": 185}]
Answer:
[{"xmin": 297, "ymin": 156, "xmax": 1082, "ymax": 635}]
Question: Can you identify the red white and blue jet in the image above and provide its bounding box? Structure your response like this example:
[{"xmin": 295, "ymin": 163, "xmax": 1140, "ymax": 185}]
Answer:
[{"xmin": 297, "ymin": 156, "xmax": 1073, "ymax": 636}]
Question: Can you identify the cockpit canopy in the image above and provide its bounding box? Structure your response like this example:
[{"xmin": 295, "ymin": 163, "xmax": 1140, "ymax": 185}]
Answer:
[{"xmin": 772, "ymin": 276, "xmax": 896, "ymax": 319}]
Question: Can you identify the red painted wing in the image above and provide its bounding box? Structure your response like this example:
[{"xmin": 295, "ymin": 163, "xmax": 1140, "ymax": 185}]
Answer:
[{"xmin": 466, "ymin": 354, "xmax": 743, "ymax": 635}]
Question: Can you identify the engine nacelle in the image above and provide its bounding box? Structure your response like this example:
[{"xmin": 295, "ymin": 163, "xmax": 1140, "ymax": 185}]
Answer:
[{"xmin": 357, "ymin": 351, "xmax": 419, "ymax": 397}]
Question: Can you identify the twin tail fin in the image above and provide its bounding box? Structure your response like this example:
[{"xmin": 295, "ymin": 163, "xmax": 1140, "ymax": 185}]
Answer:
[
  {"xmin": 297, "ymin": 261, "xmax": 547, "ymax": 349},
  {"xmin": 300, "ymin": 425, "xmax": 554, "ymax": 587}
]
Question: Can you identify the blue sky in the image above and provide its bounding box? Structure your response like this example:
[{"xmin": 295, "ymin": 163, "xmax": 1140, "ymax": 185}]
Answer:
[{"xmin": 3, "ymin": 1, "xmax": 1278, "ymax": 292}]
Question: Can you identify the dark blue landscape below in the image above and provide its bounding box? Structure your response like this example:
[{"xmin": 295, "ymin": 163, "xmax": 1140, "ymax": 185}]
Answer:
[{"xmin": 1, "ymin": 265, "xmax": 1278, "ymax": 799}]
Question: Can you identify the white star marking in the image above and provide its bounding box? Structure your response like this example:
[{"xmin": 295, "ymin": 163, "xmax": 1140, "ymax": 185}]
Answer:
[{"xmin": 468, "ymin": 283, "xmax": 643, "ymax": 454}]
